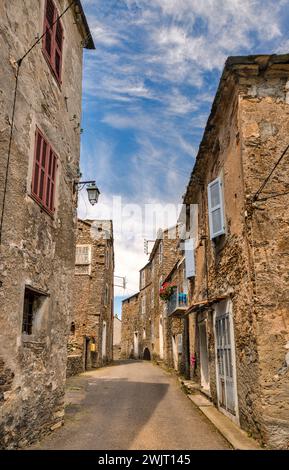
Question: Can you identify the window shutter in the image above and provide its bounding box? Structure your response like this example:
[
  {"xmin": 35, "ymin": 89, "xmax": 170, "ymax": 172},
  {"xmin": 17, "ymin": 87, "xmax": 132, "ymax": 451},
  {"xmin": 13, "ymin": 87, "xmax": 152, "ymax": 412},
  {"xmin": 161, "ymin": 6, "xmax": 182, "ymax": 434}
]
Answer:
[
  {"xmin": 208, "ymin": 176, "xmax": 226, "ymax": 239},
  {"xmin": 44, "ymin": 0, "xmax": 55, "ymax": 59},
  {"xmin": 43, "ymin": 0, "xmax": 63, "ymax": 83},
  {"xmin": 32, "ymin": 128, "xmax": 58, "ymax": 214},
  {"xmin": 54, "ymin": 20, "xmax": 63, "ymax": 81},
  {"xmin": 185, "ymin": 239, "xmax": 195, "ymax": 278},
  {"xmin": 75, "ymin": 245, "xmax": 91, "ymax": 265}
]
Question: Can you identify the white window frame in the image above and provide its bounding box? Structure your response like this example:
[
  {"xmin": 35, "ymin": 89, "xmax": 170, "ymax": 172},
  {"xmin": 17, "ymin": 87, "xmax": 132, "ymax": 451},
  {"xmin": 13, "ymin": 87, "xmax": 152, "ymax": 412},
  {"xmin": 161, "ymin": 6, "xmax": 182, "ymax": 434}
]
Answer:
[
  {"xmin": 208, "ymin": 176, "xmax": 226, "ymax": 239},
  {"xmin": 75, "ymin": 244, "xmax": 92, "ymax": 275}
]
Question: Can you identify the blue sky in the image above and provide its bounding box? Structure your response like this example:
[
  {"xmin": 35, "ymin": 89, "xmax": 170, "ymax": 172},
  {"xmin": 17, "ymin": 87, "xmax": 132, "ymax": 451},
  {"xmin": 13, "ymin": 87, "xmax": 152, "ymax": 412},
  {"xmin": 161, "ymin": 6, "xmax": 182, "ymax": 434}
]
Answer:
[{"xmin": 78, "ymin": 0, "xmax": 289, "ymax": 315}]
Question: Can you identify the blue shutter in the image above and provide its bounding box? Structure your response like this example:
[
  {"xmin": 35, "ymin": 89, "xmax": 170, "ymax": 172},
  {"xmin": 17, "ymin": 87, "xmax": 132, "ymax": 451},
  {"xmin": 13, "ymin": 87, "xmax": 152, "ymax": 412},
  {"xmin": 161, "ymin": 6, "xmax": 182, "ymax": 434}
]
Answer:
[
  {"xmin": 185, "ymin": 239, "xmax": 195, "ymax": 278},
  {"xmin": 208, "ymin": 176, "xmax": 226, "ymax": 239}
]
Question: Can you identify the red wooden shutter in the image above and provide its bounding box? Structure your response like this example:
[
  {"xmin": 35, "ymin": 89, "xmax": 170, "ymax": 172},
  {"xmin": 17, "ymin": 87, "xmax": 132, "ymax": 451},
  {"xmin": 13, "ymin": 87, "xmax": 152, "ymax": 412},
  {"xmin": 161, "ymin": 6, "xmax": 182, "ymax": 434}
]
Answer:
[
  {"xmin": 32, "ymin": 128, "xmax": 57, "ymax": 214},
  {"xmin": 43, "ymin": 0, "xmax": 63, "ymax": 83},
  {"xmin": 44, "ymin": 0, "xmax": 55, "ymax": 60},
  {"xmin": 54, "ymin": 20, "xmax": 63, "ymax": 81},
  {"xmin": 32, "ymin": 131, "xmax": 42, "ymax": 196}
]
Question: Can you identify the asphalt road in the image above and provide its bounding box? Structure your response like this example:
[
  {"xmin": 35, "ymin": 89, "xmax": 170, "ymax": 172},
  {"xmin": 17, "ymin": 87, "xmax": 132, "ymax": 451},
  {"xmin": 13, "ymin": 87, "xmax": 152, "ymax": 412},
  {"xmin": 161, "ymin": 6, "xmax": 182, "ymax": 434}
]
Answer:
[{"xmin": 32, "ymin": 360, "xmax": 230, "ymax": 450}]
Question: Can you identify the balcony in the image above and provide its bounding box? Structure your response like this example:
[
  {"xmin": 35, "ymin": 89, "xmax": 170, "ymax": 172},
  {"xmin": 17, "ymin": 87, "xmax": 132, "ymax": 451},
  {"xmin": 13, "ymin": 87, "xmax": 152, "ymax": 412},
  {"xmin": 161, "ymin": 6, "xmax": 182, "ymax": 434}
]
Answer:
[{"xmin": 167, "ymin": 289, "xmax": 188, "ymax": 317}]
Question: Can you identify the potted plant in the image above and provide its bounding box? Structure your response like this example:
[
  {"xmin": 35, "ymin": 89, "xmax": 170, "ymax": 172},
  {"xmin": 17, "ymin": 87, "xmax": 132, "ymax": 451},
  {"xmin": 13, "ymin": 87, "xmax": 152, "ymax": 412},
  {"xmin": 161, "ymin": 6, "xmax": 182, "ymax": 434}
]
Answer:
[{"xmin": 159, "ymin": 282, "xmax": 177, "ymax": 301}]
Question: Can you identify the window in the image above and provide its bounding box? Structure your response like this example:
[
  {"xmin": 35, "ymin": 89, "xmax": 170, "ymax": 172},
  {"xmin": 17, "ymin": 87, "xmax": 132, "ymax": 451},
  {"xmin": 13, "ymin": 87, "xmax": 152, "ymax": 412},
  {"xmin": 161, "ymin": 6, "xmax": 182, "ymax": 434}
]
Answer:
[
  {"xmin": 151, "ymin": 287, "xmax": 154, "ymax": 307},
  {"xmin": 22, "ymin": 287, "xmax": 47, "ymax": 336},
  {"xmin": 140, "ymin": 270, "xmax": 145, "ymax": 289},
  {"xmin": 185, "ymin": 239, "xmax": 195, "ymax": 278},
  {"xmin": 141, "ymin": 295, "xmax": 146, "ymax": 315},
  {"xmin": 32, "ymin": 128, "xmax": 57, "ymax": 214},
  {"xmin": 75, "ymin": 245, "xmax": 91, "ymax": 275},
  {"xmin": 143, "ymin": 327, "xmax": 146, "ymax": 339},
  {"xmin": 208, "ymin": 176, "xmax": 226, "ymax": 239},
  {"xmin": 43, "ymin": 0, "xmax": 64, "ymax": 83}
]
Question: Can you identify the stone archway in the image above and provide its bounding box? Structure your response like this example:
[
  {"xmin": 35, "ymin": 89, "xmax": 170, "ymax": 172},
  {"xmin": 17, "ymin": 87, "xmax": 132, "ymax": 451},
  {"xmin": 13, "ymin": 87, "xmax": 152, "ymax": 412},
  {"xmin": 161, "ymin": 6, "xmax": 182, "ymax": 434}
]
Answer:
[{"xmin": 143, "ymin": 347, "xmax": 151, "ymax": 361}]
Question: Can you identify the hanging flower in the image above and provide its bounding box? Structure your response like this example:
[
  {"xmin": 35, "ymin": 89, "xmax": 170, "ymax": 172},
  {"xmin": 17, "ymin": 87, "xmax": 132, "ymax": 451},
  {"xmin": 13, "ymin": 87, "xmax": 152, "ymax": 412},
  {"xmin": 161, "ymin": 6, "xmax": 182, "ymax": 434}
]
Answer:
[{"xmin": 159, "ymin": 282, "xmax": 177, "ymax": 301}]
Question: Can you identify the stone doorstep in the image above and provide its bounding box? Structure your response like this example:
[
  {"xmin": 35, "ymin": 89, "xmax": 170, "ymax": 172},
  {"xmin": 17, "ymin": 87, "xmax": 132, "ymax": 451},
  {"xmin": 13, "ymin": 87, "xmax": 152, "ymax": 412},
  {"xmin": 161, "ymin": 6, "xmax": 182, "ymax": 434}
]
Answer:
[{"xmin": 188, "ymin": 394, "xmax": 261, "ymax": 451}]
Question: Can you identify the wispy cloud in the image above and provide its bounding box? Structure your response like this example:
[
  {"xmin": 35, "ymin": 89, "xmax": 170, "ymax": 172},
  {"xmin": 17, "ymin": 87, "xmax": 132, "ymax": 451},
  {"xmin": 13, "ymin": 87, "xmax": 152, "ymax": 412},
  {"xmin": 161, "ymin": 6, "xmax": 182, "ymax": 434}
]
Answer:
[{"xmin": 80, "ymin": 0, "xmax": 288, "ymax": 293}]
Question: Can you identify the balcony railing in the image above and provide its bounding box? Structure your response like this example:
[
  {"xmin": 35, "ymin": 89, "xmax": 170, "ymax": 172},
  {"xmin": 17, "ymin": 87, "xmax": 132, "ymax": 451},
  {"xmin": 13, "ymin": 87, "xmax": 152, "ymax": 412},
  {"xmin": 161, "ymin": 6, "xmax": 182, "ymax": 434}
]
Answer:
[{"xmin": 167, "ymin": 289, "xmax": 188, "ymax": 316}]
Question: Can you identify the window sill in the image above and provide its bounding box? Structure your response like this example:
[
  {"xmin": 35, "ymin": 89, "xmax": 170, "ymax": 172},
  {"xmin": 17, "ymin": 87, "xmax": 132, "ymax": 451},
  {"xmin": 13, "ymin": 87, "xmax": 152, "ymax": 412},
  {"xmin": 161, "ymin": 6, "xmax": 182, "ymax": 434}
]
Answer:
[{"xmin": 29, "ymin": 192, "xmax": 55, "ymax": 220}]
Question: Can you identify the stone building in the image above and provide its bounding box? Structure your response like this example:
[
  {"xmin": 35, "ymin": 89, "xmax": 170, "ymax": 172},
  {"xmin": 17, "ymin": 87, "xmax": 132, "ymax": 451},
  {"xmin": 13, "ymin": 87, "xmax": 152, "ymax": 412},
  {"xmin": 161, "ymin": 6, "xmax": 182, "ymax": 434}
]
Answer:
[
  {"xmin": 121, "ymin": 227, "xmax": 179, "ymax": 362},
  {"xmin": 67, "ymin": 219, "xmax": 114, "ymax": 376},
  {"xmin": 113, "ymin": 315, "xmax": 122, "ymax": 360},
  {"xmin": 181, "ymin": 54, "xmax": 289, "ymax": 449},
  {"xmin": 0, "ymin": 1, "xmax": 94, "ymax": 448},
  {"xmin": 121, "ymin": 292, "xmax": 140, "ymax": 359}
]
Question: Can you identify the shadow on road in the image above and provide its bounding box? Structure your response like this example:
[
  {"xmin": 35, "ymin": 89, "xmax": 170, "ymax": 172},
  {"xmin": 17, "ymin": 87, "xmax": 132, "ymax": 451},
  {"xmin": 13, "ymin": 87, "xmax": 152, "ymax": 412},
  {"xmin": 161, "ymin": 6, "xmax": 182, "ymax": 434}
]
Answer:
[{"xmin": 31, "ymin": 367, "xmax": 169, "ymax": 450}]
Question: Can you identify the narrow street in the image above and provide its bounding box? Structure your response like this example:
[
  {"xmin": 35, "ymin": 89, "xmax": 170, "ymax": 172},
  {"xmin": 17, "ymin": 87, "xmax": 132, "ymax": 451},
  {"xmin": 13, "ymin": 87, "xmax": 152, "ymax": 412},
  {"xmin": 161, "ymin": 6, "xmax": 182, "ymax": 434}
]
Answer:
[{"xmin": 32, "ymin": 361, "xmax": 230, "ymax": 450}]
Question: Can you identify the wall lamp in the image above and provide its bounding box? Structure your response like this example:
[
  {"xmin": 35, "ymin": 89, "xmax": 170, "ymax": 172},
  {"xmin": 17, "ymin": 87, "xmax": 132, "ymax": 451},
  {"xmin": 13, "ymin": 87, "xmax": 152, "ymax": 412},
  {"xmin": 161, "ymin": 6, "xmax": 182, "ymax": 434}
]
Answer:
[{"xmin": 74, "ymin": 180, "xmax": 100, "ymax": 206}]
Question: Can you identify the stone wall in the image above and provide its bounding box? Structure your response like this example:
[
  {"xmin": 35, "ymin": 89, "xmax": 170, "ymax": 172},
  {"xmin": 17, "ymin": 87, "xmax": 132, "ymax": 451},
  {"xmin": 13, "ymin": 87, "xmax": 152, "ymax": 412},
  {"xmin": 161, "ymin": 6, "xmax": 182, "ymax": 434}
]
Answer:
[
  {"xmin": 121, "ymin": 293, "xmax": 140, "ymax": 358},
  {"xmin": 184, "ymin": 55, "xmax": 289, "ymax": 449},
  {"xmin": 0, "ymin": 1, "xmax": 91, "ymax": 448},
  {"xmin": 67, "ymin": 219, "xmax": 114, "ymax": 373}
]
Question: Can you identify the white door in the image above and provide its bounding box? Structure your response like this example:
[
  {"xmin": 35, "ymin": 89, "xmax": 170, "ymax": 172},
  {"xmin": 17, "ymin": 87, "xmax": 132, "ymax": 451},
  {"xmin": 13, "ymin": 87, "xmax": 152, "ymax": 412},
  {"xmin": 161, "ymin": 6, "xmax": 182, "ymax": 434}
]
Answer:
[
  {"xmin": 198, "ymin": 319, "xmax": 210, "ymax": 390},
  {"xmin": 172, "ymin": 335, "xmax": 178, "ymax": 370},
  {"xmin": 102, "ymin": 321, "xmax": 107, "ymax": 358},
  {"xmin": 215, "ymin": 301, "xmax": 238, "ymax": 421},
  {"xmin": 159, "ymin": 317, "xmax": 164, "ymax": 359},
  {"xmin": 134, "ymin": 331, "xmax": 139, "ymax": 358}
]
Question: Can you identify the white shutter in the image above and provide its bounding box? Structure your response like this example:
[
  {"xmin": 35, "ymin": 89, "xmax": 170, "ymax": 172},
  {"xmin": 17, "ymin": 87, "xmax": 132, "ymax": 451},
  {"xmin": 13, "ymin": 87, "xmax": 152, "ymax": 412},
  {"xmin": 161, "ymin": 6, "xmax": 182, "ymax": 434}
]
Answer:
[
  {"xmin": 75, "ymin": 245, "xmax": 91, "ymax": 265},
  {"xmin": 208, "ymin": 177, "xmax": 226, "ymax": 239},
  {"xmin": 185, "ymin": 239, "xmax": 195, "ymax": 278}
]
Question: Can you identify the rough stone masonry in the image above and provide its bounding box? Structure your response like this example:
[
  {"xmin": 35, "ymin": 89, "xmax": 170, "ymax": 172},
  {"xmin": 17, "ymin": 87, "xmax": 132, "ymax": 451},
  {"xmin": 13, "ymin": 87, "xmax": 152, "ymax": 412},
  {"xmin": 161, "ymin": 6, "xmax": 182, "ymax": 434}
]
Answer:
[{"xmin": 0, "ymin": 0, "xmax": 94, "ymax": 448}]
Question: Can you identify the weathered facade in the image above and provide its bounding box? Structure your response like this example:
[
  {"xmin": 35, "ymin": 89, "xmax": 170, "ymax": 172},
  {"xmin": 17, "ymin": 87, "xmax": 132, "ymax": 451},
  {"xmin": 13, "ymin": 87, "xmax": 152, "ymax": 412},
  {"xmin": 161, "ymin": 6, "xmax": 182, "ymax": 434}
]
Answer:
[
  {"xmin": 182, "ymin": 54, "xmax": 289, "ymax": 449},
  {"xmin": 121, "ymin": 227, "xmax": 179, "ymax": 363},
  {"xmin": 0, "ymin": 1, "xmax": 94, "ymax": 448},
  {"xmin": 121, "ymin": 292, "xmax": 140, "ymax": 359},
  {"xmin": 67, "ymin": 219, "xmax": 114, "ymax": 376}
]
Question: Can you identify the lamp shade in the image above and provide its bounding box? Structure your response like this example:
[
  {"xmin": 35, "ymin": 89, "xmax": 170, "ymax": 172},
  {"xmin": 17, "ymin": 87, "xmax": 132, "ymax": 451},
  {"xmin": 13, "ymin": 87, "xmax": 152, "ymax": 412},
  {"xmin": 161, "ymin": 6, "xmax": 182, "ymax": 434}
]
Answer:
[{"xmin": 86, "ymin": 183, "xmax": 100, "ymax": 206}]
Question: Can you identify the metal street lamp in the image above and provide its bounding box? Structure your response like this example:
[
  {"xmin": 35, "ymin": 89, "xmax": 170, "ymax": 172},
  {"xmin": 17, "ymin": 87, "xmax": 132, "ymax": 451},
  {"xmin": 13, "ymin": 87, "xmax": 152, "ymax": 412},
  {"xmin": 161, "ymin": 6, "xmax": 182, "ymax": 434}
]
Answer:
[
  {"xmin": 86, "ymin": 182, "xmax": 100, "ymax": 206},
  {"xmin": 74, "ymin": 180, "xmax": 100, "ymax": 206}
]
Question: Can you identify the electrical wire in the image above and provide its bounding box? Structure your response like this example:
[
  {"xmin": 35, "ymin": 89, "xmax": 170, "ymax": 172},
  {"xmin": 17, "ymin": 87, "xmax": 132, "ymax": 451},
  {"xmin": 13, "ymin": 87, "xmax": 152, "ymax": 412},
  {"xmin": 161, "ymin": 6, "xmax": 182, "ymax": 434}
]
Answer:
[
  {"xmin": 0, "ymin": 0, "xmax": 77, "ymax": 247},
  {"xmin": 0, "ymin": 64, "xmax": 20, "ymax": 246},
  {"xmin": 253, "ymin": 143, "xmax": 289, "ymax": 201}
]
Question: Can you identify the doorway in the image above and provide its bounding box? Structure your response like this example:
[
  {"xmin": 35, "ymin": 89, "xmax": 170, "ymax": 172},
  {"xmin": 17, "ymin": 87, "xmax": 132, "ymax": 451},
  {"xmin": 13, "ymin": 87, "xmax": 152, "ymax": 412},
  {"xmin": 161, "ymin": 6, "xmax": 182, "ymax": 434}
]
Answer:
[
  {"xmin": 172, "ymin": 335, "xmax": 178, "ymax": 370},
  {"xmin": 133, "ymin": 331, "xmax": 139, "ymax": 358},
  {"xmin": 214, "ymin": 300, "xmax": 238, "ymax": 422},
  {"xmin": 143, "ymin": 347, "xmax": 151, "ymax": 360},
  {"xmin": 102, "ymin": 321, "xmax": 107, "ymax": 359},
  {"xmin": 159, "ymin": 317, "xmax": 164, "ymax": 359},
  {"xmin": 198, "ymin": 318, "xmax": 210, "ymax": 391}
]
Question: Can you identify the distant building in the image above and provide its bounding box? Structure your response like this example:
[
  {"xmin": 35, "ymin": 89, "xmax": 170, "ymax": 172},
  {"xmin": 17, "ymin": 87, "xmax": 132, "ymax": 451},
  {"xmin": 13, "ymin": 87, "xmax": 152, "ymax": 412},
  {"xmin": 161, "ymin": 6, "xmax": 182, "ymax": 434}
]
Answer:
[
  {"xmin": 113, "ymin": 315, "xmax": 122, "ymax": 360},
  {"xmin": 121, "ymin": 227, "xmax": 179, "ymax": 362},
  {"xmin": 67, "ymin": 219, "xmax": 114, "ymax": 376},
  {"xmin": 0, "ymin": 0, "xmax": 94, "ymax": 449},
  {"xmin": 121, "ymin": 293, "xmax": 140, "ymax": 359}
]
